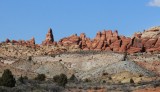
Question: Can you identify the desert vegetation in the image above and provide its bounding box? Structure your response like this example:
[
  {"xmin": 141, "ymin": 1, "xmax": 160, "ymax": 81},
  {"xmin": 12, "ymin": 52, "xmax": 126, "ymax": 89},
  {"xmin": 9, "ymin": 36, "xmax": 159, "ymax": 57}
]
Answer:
[
  {"xmin": 0, "ymin": 27, "xmax": 160, "ymax": 91},
  {"xmin": 0, "ymin": 69, "xmax": 16, "ymax": 87}
]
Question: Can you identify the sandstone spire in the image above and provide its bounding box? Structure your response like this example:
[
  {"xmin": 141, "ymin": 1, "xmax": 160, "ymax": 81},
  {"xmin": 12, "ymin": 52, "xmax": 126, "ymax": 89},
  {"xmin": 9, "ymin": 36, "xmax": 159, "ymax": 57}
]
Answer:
[
  {"xmin": 30, "ymin": 37, "xmax": 35, "ymax": 45},
  {"xmin": 46, "ymin": 28, "xmax": 54, "ymax": 42},
  {"xmin": 42, "ymin": 28, "xmax": 54, "ymax": 45}
]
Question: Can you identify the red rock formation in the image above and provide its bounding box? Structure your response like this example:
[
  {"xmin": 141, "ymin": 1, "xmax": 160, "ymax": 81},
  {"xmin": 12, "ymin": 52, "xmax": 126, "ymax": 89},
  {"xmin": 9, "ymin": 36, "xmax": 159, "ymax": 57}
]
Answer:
[
  {"xmin": 94, "ymin": 31, "xmax": 101, "ymax": 41},
  {"xmin": 4, "ymin": 37, "xmax": 36, "ymax": 48},
  {"xmin": 101, "ymin": 31, "xmax": 106, "ymax": 41},
  {"xmin": 134, "ymin": 32, "xmax": 142, "ymax": 38},
  {"xmin": 85, "ymin": 38, "xmax": 92, "ymax": 49},
  {"xmin": 110, "ymin": 40, "xmax": 122, "ymax": 52},
  {"xmin": 154, "ymin": 37, "xmax": 160, "ymax": 48},
  {"xmin": 3, "ymin": 27, "xmax": 160, "ymax": 54},
  {"xmin": 5, "ymin": 38, "xmax": 11, "ymax": 43},
  {"xmin": 26, "ymin": 37, "xmax": 35, "ymax": 45},
  {"xmin": 55, "ymin": 27, "xmax": 160, "ymax": 53},
  {"xmin": 11, "ymin": 40, "xmax": 18, "ymax": 44},
  {"xmin": 59, "ymin": 34, "xmax": 80, "ymax": 47},
  {"xmin": 95, "ymin": 40, "xmax": 104, "ymax": 50},
  {"xmin": 113, "ymin": 30, "xmax": 118, "ymax": 37},
  {"xmin": 127, "ymin": 47, "xmax": 142, "ymax": 54},
  {"xmin": 42, "ymin": 28, "xmax": 54, "ymax": 45},
  {"xmin": 106, "ymin": 30, "xmax": 113, "ymax": 39},
  {"xmin": 80, "ymin": 33, "xmax": 86, "ymax": 40},
  {"xmin": 144, "ymin": 38, "xmax": 157, "ymax": 49},
  {"xmin": 119, "ymin": 36, "xmax": 131, "ymax": 52},
  {"xmin": 141, "ymin": 27, "xmax": 160, "ymax": 52}
]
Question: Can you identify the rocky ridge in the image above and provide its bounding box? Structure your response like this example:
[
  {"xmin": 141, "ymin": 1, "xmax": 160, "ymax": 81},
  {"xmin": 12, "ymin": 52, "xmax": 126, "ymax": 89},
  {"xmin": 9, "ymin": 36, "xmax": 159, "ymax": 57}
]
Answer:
[{"xmin": 2, "ymin": 27, "xmax": 160, "ymax": 54}]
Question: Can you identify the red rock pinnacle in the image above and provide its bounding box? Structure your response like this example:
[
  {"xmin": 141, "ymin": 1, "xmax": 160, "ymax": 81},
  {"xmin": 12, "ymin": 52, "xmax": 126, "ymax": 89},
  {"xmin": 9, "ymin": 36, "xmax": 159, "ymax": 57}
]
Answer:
[{"xmin": 42, "ymin": 28, "xmax": 54, "ymax": 45}]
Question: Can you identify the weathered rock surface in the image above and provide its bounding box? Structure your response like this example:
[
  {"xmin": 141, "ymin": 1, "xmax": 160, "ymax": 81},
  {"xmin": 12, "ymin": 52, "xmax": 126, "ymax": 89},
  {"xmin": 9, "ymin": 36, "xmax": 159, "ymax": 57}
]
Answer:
[
  {"xmin": 42, "ymin": 28, "xmax": 54, "ymax": 45},
  {"xmin": 2, "ymin": 26, "xmax": 160, "ymax": 53},
  {"xmin": 57, "ymin": 27, "xmax": 160, "ymax": 53},
  {"xmin": 4, "ymin": 37, "xmax": 36, "ymax": 47}
]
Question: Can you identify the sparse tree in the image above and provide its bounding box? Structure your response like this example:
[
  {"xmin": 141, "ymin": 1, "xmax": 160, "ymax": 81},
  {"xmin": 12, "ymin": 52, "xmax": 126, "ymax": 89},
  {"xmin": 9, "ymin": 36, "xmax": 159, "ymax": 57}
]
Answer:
[
  {"xmin": 0, "ymin": 69, "xmax": 16, "ymax": 87},
  {"xmin": 122, "ymin": 52, "xmax": 127, "ymax": 61},
  {"xmin": 130, "ymin": 78, "xmax": 134, "ymax": 84},
  {"xmin": 69, "ymin": 74, "xmax": 77, "ymax": 82},
  {"xmin": 35, "ymin": 74, "xmax": 46, "ymax": 81},
  {"xmin": 18, "ymin": 75, "xmax": 24, "ymax": 84},
  {"xmin": 53, "ymin": 73, "xmax": 68, "ymax": 87},
  {"xmin": 53, "ymin": 75, "xmax": 60, "ymax": 83}
]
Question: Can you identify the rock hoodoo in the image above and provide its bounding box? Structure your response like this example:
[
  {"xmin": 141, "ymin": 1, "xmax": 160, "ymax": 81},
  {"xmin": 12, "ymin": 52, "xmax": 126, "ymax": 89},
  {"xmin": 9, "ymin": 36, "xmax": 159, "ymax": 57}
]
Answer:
[
  {"xmin": 42, "ymin": 28, "xmax": 54, "ymax": 45},
  {"xmin": 2, "ymin": 26, "xmax": 160, "ymax": 53},
  {"xmin": 56, "ymin": 27, "xmax": 160, "ymax": 53}
]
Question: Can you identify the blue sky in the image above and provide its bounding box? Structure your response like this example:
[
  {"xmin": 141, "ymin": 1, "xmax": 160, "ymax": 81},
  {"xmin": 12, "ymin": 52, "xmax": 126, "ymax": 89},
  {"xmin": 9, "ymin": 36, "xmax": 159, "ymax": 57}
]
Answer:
[{"xmin": 0, "ymin": 0, "xmax": 160, "ymax": 43}]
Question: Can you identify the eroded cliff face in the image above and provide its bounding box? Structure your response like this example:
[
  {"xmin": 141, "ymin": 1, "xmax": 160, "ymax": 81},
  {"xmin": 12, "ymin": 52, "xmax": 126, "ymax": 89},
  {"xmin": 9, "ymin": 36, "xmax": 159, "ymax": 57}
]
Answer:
[
  {"xmin": 0, "ymin": 27, "xmax": 160, "ymax": 92},
  {"xmin": 56, "ymin": 27, "xmax": 160, "ymax": 53},
  {"xmin": 2, "ymin": 26, "xmax": 160, "ymax": 54}
]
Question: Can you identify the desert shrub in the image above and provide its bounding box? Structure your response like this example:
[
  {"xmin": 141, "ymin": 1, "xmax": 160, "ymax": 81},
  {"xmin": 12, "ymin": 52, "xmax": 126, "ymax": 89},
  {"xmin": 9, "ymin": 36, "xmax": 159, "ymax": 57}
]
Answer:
[
  {"xmin": 0, "ymin": 69, "xmax": 16, "ymax": 87},
  {"xmin": 23, "ymin": 76, "xmax": 28, "ymax": 80},
  {"xmin": 58, "ymin": 74, "xmax": 67, "ymax": 87},
  {"xmin": 28, "ymin": 56, "xmax": 32, "ymax": 61},
  {"xmin": 69, "ymin": 74, "xmax": 77, "ymax": 82},
  {"xmin": 0, "ymin": 78, "xmax": 2, "ymax": 86},
  {"xmin": 102, "ymin": 72, "xmax": 108, "ymax": 76},
  {"xmin": 18, "ymin": 75, "xmax": 28, "ymax": 84},
  {"xmin": 158, "ymin": 56, "xmax": 160, "ymax": 59},
  {"xmin": 102, "ymin": 80, "xmax": 106, "ymax": 83},
  {"xmin": 18, "ymin": 75, "xmax": 24, "ymax": 83},
  {"xmin": 130, "ymin": 78, "xmax": 134, "ymax": 84},
  {"xmin": 69, "ymin": 74, "xmax": 75, "ymax": 80},
  {"xmin": 108, "ymin": 76, "xmax": 112, "ymax": 80},
  {"xmin": 93, "ymin": 86, "xmax": 99, "ymax": 90},
  {"xmin": 53, "ymin": 73, "xmax": 67, "ymax": 87},
  {"xmin": 84, "ymin": 78, "xmax": 91, "ymax": 82},
  {"xmin": 153, "ymin": 83, "xmax": 160, "ymax": 88},
  {"xmin": 53, "ymin": 75, "xmax": 60, "ymax": 83},
  {"xmin": 35, "ymin": 74, "xmax": 46, "ymax": 81},
  {"xmin": 78, "ymin": 86, "xmax": 83, "ymax": 89},
  {"xmin": 139, "ymin": 74, "xmax": 143, "ymax": 77},
  {"xmin": 122, "ymin": 52, "xmax": 127, "ymax": 61},
  {"xmin": 0, "ymin": 87, "xmax": 7, "ymax": 92}
]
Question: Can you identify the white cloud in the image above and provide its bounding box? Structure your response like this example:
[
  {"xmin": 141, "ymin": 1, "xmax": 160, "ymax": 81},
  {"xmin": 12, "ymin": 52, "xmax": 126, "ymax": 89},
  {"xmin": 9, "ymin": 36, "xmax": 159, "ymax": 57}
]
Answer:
[{"xmin": 148, "ymin": 0, "xmax": 160, "ymax": 7}]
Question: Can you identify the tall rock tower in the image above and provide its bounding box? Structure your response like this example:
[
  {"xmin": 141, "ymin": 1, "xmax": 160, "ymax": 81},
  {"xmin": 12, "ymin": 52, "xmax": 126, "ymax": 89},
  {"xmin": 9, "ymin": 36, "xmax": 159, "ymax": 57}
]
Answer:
[{"xmin": 42, "ymin": 28, "xmax": 54, "ymax": 45}]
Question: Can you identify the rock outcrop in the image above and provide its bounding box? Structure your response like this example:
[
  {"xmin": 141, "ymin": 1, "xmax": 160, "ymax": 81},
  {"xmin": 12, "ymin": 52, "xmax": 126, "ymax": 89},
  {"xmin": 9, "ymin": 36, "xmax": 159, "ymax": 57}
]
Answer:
[
  {"xmin": 42, "ymin": 28, "xmax": 55, "ymax": 45},
  {"xmin": 2, "ymin": 26, "xmax": 160, "ymax": 54},
  {"xmin": 4, "ymin": 37, "xmax": 35, "ymax": 47},
  {"xmin": 56, "ymin": 27, "xmax": 160, "ymax": 53}
]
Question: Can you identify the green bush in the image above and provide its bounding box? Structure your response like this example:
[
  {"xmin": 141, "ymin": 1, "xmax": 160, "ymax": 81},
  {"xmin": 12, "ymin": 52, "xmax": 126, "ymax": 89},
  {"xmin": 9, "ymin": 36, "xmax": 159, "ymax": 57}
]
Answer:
[
  {"xmin": 23, "ymin": 76, "xmax": 28, "ymax": 80},
  {"xmin": 69, "ymin": 74, "xmax": 77, "ymax": 82},
  {"xmin": 18, "ymin": 75, "xmax": 25, "ymax": 84},
  {"xmin": 35, "ymin": 74, "xmax": 46, "ymax": 81},
  {"xmin": 84, "ymin": 78, "xmax": 91, "ymax": 82},
  {"xmin": 53, "ymin": 75, "xmax": 60, "ymax": 83},
  {"xmin": 0, "ymin": 69, "xmax": 16, "ymax": 87},
  {"xmin": 0, "ymin": 78, "xmax": 2, "ymax": 86},
  {"xmin": 53, "ymin": 73, "xmax": 67, "ymax": 87},
  {"xmin": 130, "ymin": 78, "xmax": 134, "ymax": 84}
]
